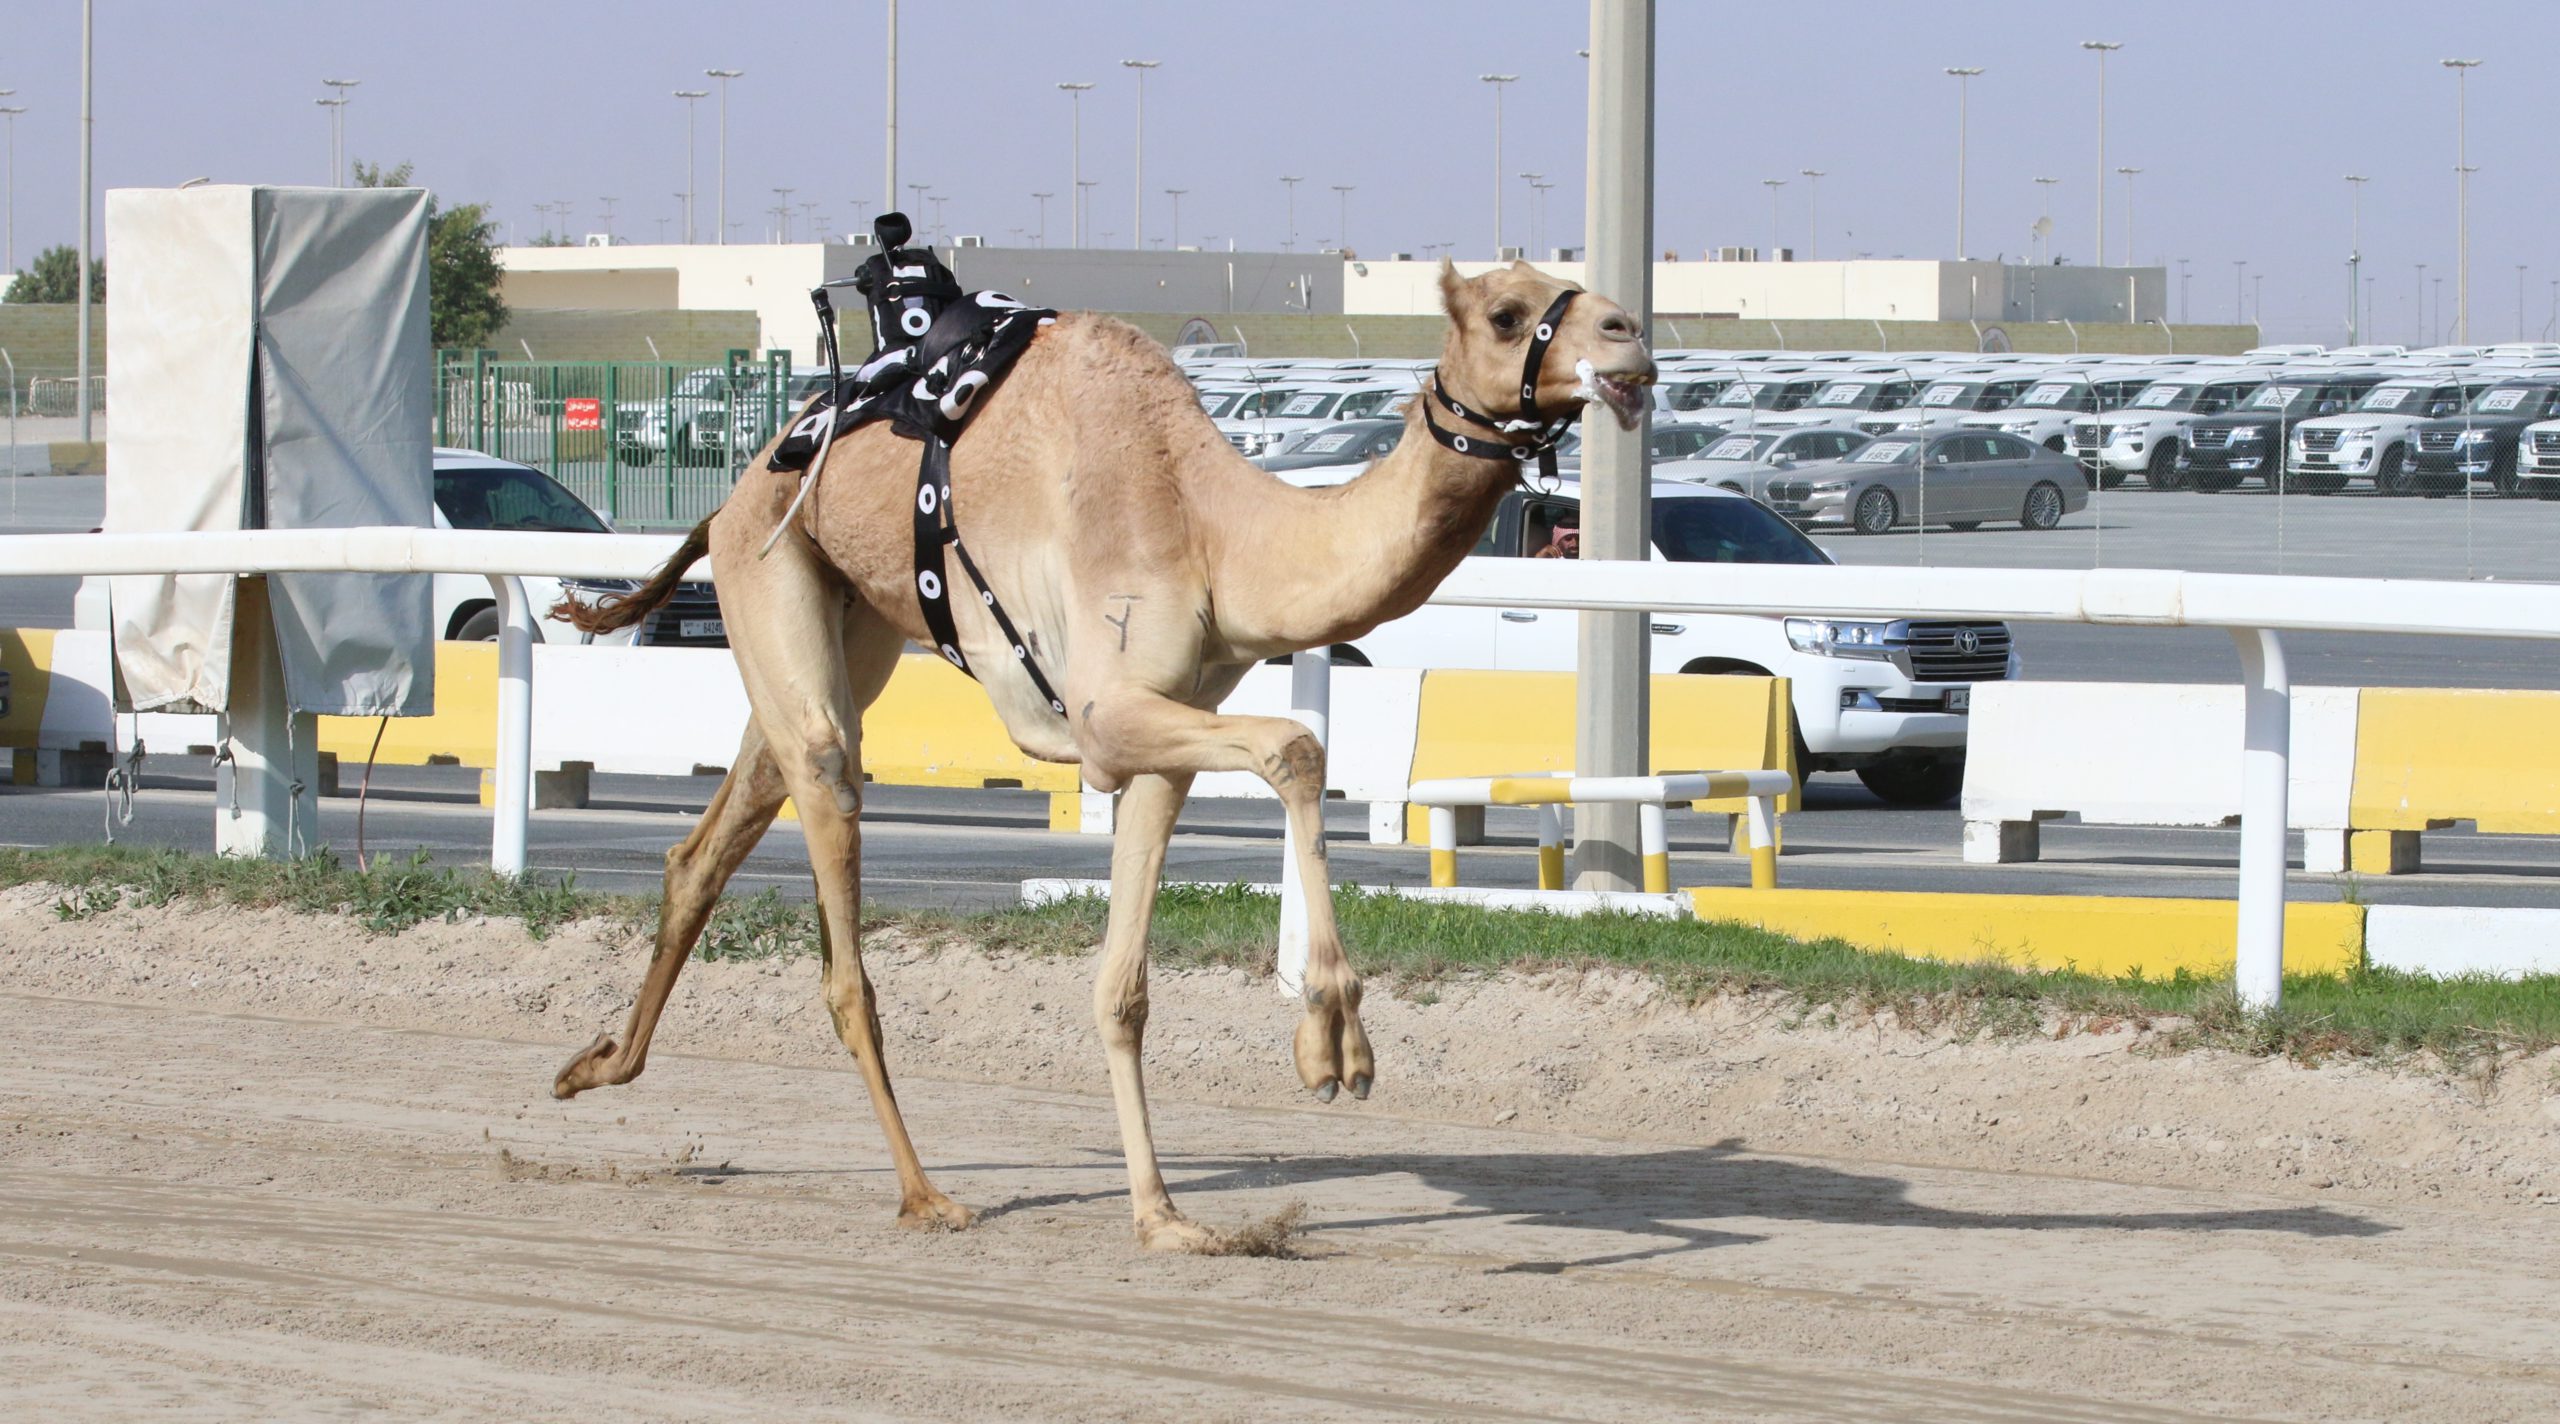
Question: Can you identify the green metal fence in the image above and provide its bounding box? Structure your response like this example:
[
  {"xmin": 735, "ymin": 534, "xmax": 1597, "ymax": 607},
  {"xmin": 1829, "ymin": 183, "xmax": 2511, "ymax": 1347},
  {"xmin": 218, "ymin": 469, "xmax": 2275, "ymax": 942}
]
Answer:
[{"xmin": 433, "ymin": 349, "xmax": 796, "ymax": 529}]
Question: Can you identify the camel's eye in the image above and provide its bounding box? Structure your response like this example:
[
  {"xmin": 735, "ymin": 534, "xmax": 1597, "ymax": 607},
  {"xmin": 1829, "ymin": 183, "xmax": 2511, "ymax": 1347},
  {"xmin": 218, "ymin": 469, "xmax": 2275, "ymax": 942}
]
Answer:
[{"xmin": 1491, "ymin": 308, "xmax": 1522, "ymax": 335}]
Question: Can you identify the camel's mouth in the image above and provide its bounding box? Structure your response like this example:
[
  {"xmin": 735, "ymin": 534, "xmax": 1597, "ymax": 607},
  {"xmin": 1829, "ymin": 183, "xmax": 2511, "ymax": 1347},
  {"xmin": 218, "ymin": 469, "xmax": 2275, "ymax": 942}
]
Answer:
[{"xmin": 1576, "ymin": 359, "xmax": 1654, "ymax": 431}]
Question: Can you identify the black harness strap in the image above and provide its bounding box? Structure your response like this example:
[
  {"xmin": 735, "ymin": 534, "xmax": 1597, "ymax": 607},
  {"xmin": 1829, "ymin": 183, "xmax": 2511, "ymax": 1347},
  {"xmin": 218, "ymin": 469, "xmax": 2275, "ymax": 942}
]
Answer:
[
  {"xmin": 912, "ymin": 435, "xmax": 1069, "ymax": 717},
  {"xmin": 1424, "ymin": 289, "xmax": 1584, "ymax": 484}
]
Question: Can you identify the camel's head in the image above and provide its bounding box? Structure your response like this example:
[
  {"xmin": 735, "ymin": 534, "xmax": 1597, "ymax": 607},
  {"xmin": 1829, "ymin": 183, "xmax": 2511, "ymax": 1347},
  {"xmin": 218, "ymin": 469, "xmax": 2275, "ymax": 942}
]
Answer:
[{"xmin": 1435, "ymin": 259, "xmax": 1656, "ymax": 433}]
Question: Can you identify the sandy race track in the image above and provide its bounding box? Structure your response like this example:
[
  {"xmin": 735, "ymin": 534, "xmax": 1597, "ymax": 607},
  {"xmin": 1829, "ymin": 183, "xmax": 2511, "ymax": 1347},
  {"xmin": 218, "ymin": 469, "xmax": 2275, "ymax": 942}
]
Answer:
[{"xmin": 5, "ymin": 889, "xmax": 2560, "ymax": 1420}]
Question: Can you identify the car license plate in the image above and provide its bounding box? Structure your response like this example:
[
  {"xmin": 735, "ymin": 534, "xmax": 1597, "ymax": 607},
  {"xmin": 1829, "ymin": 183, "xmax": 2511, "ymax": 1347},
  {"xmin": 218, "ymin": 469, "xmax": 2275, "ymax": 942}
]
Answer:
[
  {"xmin": 680, "ymin": 619, "xmax": 726, "ymax": 639},
  {"xmin": 1946, "ymin": 688, "xmax": 1970, "ymax": 713}
]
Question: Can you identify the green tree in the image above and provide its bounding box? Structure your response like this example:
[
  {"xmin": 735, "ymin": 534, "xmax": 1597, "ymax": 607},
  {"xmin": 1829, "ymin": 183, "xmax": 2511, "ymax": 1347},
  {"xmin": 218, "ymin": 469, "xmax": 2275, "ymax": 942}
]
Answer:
[
  {"xmin": 353, "ymin": 161, "xmax": 509, "ymax": 350},
  {"xmin": 4, "ymin": 244, "xmax": 105, "ymax": 304}
]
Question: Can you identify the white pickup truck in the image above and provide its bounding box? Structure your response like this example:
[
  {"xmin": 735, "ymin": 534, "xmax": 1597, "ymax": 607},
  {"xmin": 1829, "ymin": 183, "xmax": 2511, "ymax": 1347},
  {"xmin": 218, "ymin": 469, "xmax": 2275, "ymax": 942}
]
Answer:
[{"xmin": 1325, "ymin": 480, "xmax": 2015, "ymax": 804}]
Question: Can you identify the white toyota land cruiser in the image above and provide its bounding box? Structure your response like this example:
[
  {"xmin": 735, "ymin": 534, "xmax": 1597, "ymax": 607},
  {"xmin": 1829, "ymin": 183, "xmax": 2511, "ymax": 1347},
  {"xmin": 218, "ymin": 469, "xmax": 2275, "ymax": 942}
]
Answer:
[{"xmin": 1331, "ymin": 480, "xmax": 2015, "ymax": 805}]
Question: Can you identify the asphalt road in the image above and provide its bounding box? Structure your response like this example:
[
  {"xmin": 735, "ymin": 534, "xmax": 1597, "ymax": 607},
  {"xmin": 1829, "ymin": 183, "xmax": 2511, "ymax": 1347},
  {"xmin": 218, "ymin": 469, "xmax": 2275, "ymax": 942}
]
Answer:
[
  {"xmin": 8, "ymin": 468, "xmax": 2558, "ymax": 910},
  {"xmin": 11, "ymin": 766, "xmax": 2558, "ymax": 911}
]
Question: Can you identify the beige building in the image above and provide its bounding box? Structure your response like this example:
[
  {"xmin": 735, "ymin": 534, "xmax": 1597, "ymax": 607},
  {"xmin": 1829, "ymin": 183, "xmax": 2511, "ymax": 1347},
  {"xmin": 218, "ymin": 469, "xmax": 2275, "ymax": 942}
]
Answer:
[
  {"xmin": 1345, "ymin": 258, "xmax": 2165, "ymax": 327},
  {"xmin": 500, "ymin": 242, "xmax": 1342, "ymax": 362}
]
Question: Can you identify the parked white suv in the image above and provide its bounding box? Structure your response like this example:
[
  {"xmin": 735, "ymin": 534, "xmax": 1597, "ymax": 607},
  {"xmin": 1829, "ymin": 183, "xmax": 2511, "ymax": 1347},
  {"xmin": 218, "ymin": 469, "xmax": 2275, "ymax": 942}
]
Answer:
[
  {"xmin": 2284, "ymin": 374, "xmax": 2485, "ymax": 495},
  {"xmin": 1858, "ymin": 372, "xmax": 2036, "ymax": 436},
  {"xmin": 1332, "ymin": 480, "xmax": 2013, "ymax": 804},
  {"xmin": 1958, "ymin": 368, "xmax": 2157, "ymax": 465},
  {"xmin": 1752, "ymin": 373, "xmax": 1921, "ymax": 431},
  {"xmin": 2066, "ymin": 371, "xmax": 2265, "ymax": 490}
]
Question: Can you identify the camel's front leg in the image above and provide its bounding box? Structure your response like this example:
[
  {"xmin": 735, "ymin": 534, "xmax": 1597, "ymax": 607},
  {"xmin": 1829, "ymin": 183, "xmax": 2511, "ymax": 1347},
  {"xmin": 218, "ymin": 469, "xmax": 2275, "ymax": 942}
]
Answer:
[
  {"xmin": 1080, "ymin": 691, "xmax": 1373, "ymax": 1110},
  {"xmin": 1090, "ymin": 770, "xmax": 1217, "ymax": 1251}
]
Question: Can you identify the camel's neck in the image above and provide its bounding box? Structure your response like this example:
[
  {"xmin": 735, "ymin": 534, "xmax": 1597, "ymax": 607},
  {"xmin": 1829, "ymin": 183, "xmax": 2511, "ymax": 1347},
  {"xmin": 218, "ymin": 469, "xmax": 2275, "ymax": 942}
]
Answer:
[{"xmin": 1198, "ymin": 408, "xmax": 1521, "ymax": 656}]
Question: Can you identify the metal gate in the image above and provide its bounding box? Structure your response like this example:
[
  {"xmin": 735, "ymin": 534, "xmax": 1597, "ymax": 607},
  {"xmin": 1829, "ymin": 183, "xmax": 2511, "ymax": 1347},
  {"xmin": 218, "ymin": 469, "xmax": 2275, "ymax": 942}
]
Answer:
[{"xmin": 432, "ymin": 350, "xmax": 792, "ymax": 529}]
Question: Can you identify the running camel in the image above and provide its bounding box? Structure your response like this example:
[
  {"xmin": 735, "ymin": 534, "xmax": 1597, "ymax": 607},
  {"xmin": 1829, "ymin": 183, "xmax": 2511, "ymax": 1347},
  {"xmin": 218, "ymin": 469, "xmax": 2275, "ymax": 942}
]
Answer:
[{"xmin": 552, "ymin": 260, "xmax": 1657, "ymax": 1250}]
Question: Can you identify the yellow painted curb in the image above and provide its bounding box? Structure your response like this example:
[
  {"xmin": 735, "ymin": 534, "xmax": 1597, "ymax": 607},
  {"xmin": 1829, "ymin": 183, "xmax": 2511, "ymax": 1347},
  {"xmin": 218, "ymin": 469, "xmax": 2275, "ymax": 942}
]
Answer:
[
  {"xmin": 318, "ymin": 641, "xmax": 497, "ymax": 768},
  {"xmin": 1686, "ymin": 887, "xmax": 2365, "ymax": 979},
  {"xmin": 47, "ymin": 441, "xmax": 105, "ymax": 476},
  {"xmin": 1047, "ymin": 792, "xmax": 1081, "ymax": 832},
  {"xmin": 1406, "ymin": 671, "xmax": 1796, "ymax": 843}
]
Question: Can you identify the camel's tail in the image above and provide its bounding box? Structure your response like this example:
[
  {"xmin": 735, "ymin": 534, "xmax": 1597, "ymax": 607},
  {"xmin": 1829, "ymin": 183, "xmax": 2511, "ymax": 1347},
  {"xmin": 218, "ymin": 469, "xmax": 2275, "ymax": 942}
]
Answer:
[{"xmin": 551, "ymin": 516, "xmax": 713, "ymax": 635}]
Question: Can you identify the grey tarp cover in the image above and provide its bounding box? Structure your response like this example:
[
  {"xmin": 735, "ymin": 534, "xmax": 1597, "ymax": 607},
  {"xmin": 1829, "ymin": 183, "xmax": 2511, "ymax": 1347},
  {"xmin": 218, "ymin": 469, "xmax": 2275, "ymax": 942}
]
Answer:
[{"xmin": 105, "ymin": 185, "xmax": 435, "ymax": 716}]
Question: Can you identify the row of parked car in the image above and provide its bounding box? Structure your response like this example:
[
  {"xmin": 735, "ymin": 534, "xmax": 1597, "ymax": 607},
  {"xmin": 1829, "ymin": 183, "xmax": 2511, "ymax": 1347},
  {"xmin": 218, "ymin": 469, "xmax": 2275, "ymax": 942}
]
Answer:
[{"xmin": 1188, "ymin": 340, "xmax": 2560, "ymax": 505}]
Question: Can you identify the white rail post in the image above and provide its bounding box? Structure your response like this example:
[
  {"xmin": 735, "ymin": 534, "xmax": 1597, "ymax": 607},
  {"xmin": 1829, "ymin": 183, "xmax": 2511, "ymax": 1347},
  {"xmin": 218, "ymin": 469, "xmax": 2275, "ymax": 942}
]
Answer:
[
  {"xmin": 1275, "ymin": 647, "xmax": 1331, "ymax": 996},
  {"xmin": 488, "ymin": 575, "xmax": 534, "ymax": 877},
  {"xmin": 2231, "ymin": 627, "xmax": 2291, "ymax": 1011},
  {"xmin": 214, "ymin": 576, "xmax": 318, "ymax": 859}
]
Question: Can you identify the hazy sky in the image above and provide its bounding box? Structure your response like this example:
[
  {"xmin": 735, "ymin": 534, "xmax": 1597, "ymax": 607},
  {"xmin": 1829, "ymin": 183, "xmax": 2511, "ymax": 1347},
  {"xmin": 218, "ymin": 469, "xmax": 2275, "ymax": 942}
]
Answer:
[{"xmin": 3, "ymin": 1, "xmax": 2553, "ymax": 343}]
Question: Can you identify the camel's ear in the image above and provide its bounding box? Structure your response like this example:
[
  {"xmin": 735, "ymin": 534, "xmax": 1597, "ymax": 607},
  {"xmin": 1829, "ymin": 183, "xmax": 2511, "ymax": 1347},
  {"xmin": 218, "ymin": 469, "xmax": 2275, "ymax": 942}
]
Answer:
[{"xmin": 1438, "ymin": 256, "xmax": 1471, "ymax": 320}]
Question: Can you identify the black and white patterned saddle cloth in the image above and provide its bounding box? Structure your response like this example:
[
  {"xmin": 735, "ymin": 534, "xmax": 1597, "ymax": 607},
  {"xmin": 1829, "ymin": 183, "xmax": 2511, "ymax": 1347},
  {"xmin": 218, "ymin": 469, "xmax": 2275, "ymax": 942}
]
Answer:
[{"xmin": 767, "ymin": 292, "xmax": 1056, "ymax": 469}]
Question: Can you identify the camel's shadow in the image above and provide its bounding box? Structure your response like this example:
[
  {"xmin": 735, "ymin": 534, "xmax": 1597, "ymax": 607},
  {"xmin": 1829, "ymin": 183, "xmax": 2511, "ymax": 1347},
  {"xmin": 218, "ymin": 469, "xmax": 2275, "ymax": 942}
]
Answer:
[{"xmin": 974, "ymin": 1137, "xmax": 2391, "ymax": 1270}]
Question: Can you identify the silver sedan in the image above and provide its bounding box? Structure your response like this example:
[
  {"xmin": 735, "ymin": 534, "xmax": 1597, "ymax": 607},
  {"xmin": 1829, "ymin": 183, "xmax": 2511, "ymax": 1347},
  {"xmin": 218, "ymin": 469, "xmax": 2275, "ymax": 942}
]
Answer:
[{"xmin": 1760, "ymin": 430, "xmax": 2087, "ymax": 534}]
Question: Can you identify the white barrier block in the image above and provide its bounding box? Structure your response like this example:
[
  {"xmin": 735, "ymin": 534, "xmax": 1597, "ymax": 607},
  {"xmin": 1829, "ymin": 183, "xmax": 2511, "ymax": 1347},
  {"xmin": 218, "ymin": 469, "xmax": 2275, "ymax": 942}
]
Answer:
[
  {"xmin": 531, "ymin": 644, "xmax": 750, "ymax": 776},
  {"xmin": 2367, "ymin": 905, "xmax": 2560, "ymax": 979},
  {"xmin": 1193, "ymin": 664, "xmax": 1423, "ymax": 805},
  {"xmin": 1960, "ymin": 681, "xmax": 2357, "ymax": 861}
]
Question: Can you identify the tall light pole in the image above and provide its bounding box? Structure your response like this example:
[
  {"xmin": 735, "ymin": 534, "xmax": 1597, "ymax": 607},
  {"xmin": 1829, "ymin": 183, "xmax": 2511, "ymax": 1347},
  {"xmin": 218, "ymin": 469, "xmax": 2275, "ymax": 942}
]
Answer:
[
  {"xmin": 2114, "ymin": 165, "xmax": 2140, "ymax": 264},
  {"xmin": 884, "ymin": 0, "xmax": 898, "ymax": 215},
  {"xmin": 2519, "ymin": 264, "xmax": 2529, "ymax": 342},
  {"xmin": 2442, "ymin": 59, "xmax": 2483, "ymax": 344},
  {"xmin": 674, "ymin": 89, "xmax": 707, "ymax": 243},
  {"xmin": 771, "ymin": 187, "xmax": 793, "ymax": 243},
  {"xmin": 1279, "ymin": 174, "xmax": 1303, "ymax": 251},
  {"xmin": 0, "ymin": 100, "xmax": 22, "ymax": 273},
  {"xmin": 1517, "ymin": 172, "xmax": 1542, "ymax": 254},
  {"xmin": 2033, "ymin": 175, "xmax": 2059, "ymax": 262},
  {"xmin": 1331, "ymin": 183, "xmax": 1354, "ymax": 254},
  {"xmin": 2081, "ymin": 41, "xmax": 2121, "ymax": 266},
  {"xmin": 1163, "ymin": 188, "xmax": 1185, "ymax": 248},
  {"xmin": 597, "ymin": 195, "xmax": 617, "ymax": 241},
  {"xmin": 1945, "ymin": 67, "xmax": 1982, "ymax": 259},
  {"xmin": 1056, "ymin": 82, "xmax": 1093, "ymax": 246},
  {"xmin": 927, "ymin": 194, "xmax": 947, "ymax": 244},
  {"xmin": 1479, "ymin": 73, "xmax": 1518, "ymax": 255},
  {"xmin": 2433, "ymin": 275, "xmax": 2444, "ymax": 344},
  {"xmin": 315, "ymin": 97, "xmax": 347, "ymax": 186},
  {"xmin": 2416, "ymin": 262, "xmax": 2428, "ymax": 345},
  {"xmin": 907, "ymin": 183, "xmax": 930, "ymax": 238},
  {"xmin": 1798, "ymin": 168, "xmax": 1825, "ymax": 260},
  {"xmin": 76, "ymin": 0, "xmax": 94, "ymax": 441},
  {"xmin": 1761, "ymin": 178, "xmax": 1786, "ymax": 260},
  {"xmin": 2234, "ymin": 259, "xmax": 2248, "ymax": 324},
  {"xmin": 2176, "ymin": 256, "xmax": 2190, "ymax": 322},
  {"xmin": 1030, "ymin": 191, "xmax": 1051, "ymax": 247},
  {"xmin": 1077, "ymin": 181, "xmax": 1099, "ymax": 245},
  {"xmin": 1530, "ymin": 178, "xmax": 1556, "ymax": 257},
  {"xmin": 705, "ymin": 69, "xmax": 743, "ymax": 244},
  {"xmin": 1122, "ymin": 59, "xmax": 1158, "ymax": 251},
  {"xmin": 321, "ymin": 77, "xmax": 359, "ymax": 186},
  {"xmin": 2344, "ymin": 174, "xmax": 2369, "ymax": 344}
]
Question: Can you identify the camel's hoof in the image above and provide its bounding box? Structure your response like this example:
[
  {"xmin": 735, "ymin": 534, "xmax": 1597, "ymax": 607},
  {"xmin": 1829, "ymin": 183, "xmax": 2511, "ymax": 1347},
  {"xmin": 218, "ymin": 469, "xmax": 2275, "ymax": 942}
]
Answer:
[
  {"xmin": 897, "ymin": 1193, "xmax": 975, "ymax": 1232},
  {"xmin": 551, "ymin": 1033, "xmax": 619, "ymax": 1100},
  {"xmin": 1135, "ymin": 1212, "xmax": 1217, "ymax": 1253},
  {"xmin": 1349, "ymin": 1073, "xmax": 1372, "ymax": 1101},
  {"xmin": 1314, "ymin": 1079, "xmax": 1339, "ymax": 1104}
]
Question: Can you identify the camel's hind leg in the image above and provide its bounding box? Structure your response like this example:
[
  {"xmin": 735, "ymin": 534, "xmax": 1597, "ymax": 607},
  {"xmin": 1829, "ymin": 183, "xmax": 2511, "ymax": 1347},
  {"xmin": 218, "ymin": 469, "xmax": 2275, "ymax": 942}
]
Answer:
[
  {"xmin": 554, "ymin": 721, "xmax": 789, "ymax": 1099},
  {"xmin": 723, "ymin": 549, "xmax": 969, "ymax": 1230}
]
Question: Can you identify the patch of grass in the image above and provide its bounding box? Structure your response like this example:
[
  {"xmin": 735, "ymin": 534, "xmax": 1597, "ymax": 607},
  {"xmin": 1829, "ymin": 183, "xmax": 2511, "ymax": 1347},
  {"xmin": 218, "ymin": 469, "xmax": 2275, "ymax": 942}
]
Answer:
[{"xmin": 7, "ymin": 845, "xmax": 2560, "ymax": 1074}]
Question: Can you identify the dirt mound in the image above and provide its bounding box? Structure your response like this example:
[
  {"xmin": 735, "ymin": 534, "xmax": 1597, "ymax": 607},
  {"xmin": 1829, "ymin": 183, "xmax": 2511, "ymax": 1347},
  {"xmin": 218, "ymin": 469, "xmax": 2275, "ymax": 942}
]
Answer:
[{"xmin": 5, "ymin": 884, "xmax": 2555, "ymax": 1210}]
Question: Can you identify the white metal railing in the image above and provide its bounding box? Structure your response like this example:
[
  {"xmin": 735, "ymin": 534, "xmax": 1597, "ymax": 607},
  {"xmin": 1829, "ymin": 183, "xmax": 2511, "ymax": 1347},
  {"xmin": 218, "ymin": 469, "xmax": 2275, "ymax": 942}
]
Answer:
[{"xmin": 9, "ymin": 525, "xmax": 2560, "ymax": 1010}]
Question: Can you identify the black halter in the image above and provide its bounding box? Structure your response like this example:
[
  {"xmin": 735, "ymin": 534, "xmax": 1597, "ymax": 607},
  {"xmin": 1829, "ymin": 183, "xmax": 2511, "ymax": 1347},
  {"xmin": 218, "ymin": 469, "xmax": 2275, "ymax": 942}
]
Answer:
[{"xmin": 1420, "ymin": 289, "xmax": 1583, "ymax": 484}]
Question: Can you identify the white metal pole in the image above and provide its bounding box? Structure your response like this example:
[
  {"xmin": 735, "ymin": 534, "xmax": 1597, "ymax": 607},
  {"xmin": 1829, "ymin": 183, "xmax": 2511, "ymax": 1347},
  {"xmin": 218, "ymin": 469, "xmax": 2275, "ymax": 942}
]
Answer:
[
  {"xmin": 489, "ymin": 575, "xmax": 534, "ymax": 876},
  {"xmin": 1123, "ymin": 60, "xmax": 1158, "ymax": 250},
  {"xmin": 1799, "ymin": 169, "xmax": 1823, "ymax": 261},
  {"xmin": 2444, "ymin": 60, "xmax": 2481, "ymax": 345},
  {"xmin": 884, "ymin": 1, "xmax": 899, "ymax": 217},
  {"xmin": 0, "ymin": 102, "xmax": 20, "ymax": 274},
  {"xmin": 76, "ymin": 0, "xmax": 93, "ymax": 444},
  {"xmin": 2083, "ymin": 41, "xmax": 2120, "ymax": 267},
  {"xmin": 675, "ymin": 90, "xmax": 706, "ymax": 243},
  {"xmin": 1946, "ymin": 68, "xmax": 1980, "ymax": 259},
  {"xmin": 1275, "ymin": 647, "xmax": 1332, "ymax": 997},
  {"xmin": 707, "ymin": 69, "xmax": 742, "ymax": 244},
  {"xmin": 1573, "ymin": 0, "xmax": 1654, "ymax": 890},
  {"xmin": 2231, "ymin": 627, "xmax": 2290, "ymax": 1011},
  {"xmin": 1481, "ymin": 74, "xmax": 1517, "ymax": 256}
]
